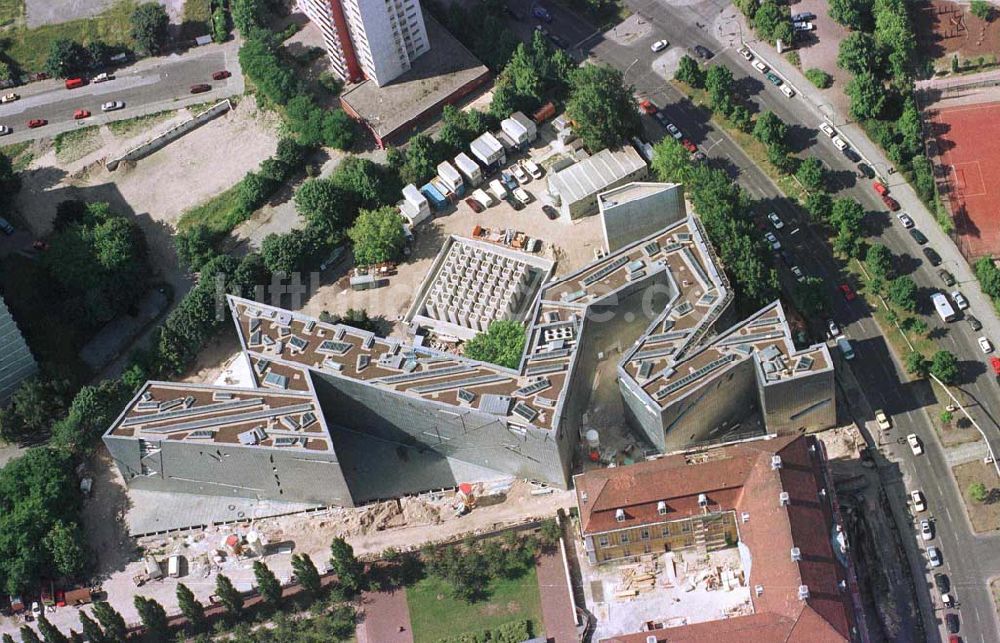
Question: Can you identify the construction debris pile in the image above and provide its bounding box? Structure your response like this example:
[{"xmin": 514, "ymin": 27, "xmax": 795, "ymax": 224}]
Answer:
[{"xmin": 471, "ymin": 225, "xmax": 541, "ymax": 253}]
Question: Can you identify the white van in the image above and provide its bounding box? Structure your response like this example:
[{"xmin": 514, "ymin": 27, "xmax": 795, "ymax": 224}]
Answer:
[
  {"xmin": 837, "ymin": 337, "xmax": 855, "ymax": 360},
  {"xmin": 168, "ymin": 554, "xmax": 181, "ymax": 578}
]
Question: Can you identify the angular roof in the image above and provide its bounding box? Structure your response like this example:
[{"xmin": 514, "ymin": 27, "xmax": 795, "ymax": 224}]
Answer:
[
  {"xmin": 548, "ymin": 146, "xmax": 647, "ymax": 205},
  {"xmin": 578, "ymin": 435, "xmax": 855, "ymax": 643}
]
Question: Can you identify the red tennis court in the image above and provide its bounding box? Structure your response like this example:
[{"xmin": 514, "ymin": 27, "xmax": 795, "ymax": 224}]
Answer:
[{"xmin": 928, "ymin": 100, "xmax": 1000, "ymax": 259}]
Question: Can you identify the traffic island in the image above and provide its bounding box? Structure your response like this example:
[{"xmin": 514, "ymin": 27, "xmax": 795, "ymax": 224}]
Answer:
[{"xmin": 952, "ymin": 460, "xmax": 1000, "ymax": 533}]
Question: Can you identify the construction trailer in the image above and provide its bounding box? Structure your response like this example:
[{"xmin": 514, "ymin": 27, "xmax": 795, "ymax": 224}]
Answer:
[
  {"xmin": 470, "ymin": 132, "xmax": 506, "ymax": 172},
  {"xmin": 400, "ymin": 183, "xmax": 431, "ymax": 226},
  {"xmin": 454, "ymin": 152, "xmax": 483, "ymax": 186},
  {"xmin": 437, "ymin": 160, "xmax": 465, "ymax": 195},
  {"xmin": 501, "ymin": 111, "xmax": 537, "ymax": 150}
]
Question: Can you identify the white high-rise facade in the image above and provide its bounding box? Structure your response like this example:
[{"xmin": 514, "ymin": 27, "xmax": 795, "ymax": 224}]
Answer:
[{"xmin": 299, "ymin": 0, "xmax": 430, "ymax": 87}]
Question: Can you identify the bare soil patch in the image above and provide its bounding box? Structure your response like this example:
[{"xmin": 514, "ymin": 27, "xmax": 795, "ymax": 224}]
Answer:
[{"xmin": 916, "ymin": 0, "xmax": 1000, "ymax": 64}]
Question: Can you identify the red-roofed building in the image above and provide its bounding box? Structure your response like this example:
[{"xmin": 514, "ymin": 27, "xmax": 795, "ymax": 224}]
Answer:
[{"xmin": 574, "ymin": 434, "xmax": 863, "ymax": 643}]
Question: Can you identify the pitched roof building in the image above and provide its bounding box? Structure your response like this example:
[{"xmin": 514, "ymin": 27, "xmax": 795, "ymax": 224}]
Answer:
[{"xmin": 575, "ymin": 435, "xmax": 862, "ymax": 643}]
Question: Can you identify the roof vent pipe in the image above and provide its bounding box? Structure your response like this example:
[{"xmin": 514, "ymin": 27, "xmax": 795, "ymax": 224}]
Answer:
[{"xmin": 779, "ymin": 491, "xmax": 790, "ymax": 506}]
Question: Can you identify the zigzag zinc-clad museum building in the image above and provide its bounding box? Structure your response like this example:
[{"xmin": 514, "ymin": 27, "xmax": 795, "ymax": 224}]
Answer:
[{"xmin": 103, "ymin": 182, "xmax": 837, "ymax": 507}]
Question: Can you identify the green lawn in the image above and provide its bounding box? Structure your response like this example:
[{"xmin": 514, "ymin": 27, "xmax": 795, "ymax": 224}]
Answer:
[
  {"xmin": 0, "ymin": 0, "xmax": 24, "ymax": 29},
  {"xmin": 182, "ymin": 0, "xmax": 212, "ymax": 24},
  {"xmin": 1, "ymin": 141, "xmax": 33, "ymax": 172},
  {"xmin": 177, "ymin": 183, "xmax": 244, "ymax": 234},
  {"xmin": 54, "ymin": 125, "xmax": 101, "ymax": 163},
  {"xmin": 406, "ymin": 569, "xmax": 543, "ymax": 643},
  {"xmin": 106, "ymin": 109, "xmax": 176, "ymax": 138},
  {"xmin": 3, "ymin": 0, "xmax": 136, "ymax": 73}
]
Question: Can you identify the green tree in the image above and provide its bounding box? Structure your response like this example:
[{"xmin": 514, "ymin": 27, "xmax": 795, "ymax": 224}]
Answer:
[
  {"xmin": 829, "ymin": 0, "xmax": 873, "ymax": 30},
  {"xmin": 176, "ymin": 583, "xmax": 206, "ymax": 632},
  {"xmin": 566, "ymin": 64, "xmax": 640, "ymax": 151},
  {"xmin": 37, "ymin": 613, "xmax": 69, "ymax": 643},
  {"xmin": 253, "ymin": 560, "xmax": 283, "ymax": 605},
  {"xmin": 212, "ymin": 6, "xmax": 229, "ymax": 42},
  {"xmin": 295, "ymin": 178, "xmax": 348, "ymax": 233},
  {"xmin": 215, "ymin": 574, "xmax": 244, "ymax": 618},
  {"xmin": 463, "ymin": 320, "xmax": 526, "ymax": 369},
  {"xmin": 238, "ymin": 37, "xmax": 299, "ymax": 104},
  {"xmin": 830, "ymin": 198, "xmax": 865, "ymax": 232},
  {"xmin": 347, "ymin": 207, "xmax": 406, "ymax": 266},
  {"xmin": 837, "ymin": 32, "xmax": 884, "ymax": 76},
  {"xmin": 133, "ymin": 596, "xmax": 169, "ymax": 642},
  {"xmin": 131, "ymin": 3, "xmax": 170, "ymax": 55},
  {"xmin": 793, "ymin": 276, "xmax": 828, "ymax": 316},
  {"xmin": 705, "ymin": 65, "xmax": 735, "ymax": 116},
  {"xmin": 905, "ymin": 351, "xmax": 929, "ymax": 377},
  {"xmin": 291, "ymin": 553, "xmax": 322, "ymax": 596},
  {"xmin": 331, "ymin": 156, "xmax": 400, "ymax": 211},
  {"xmin": 805, "ymin": 192, "xmax": 833, "ymax": 221},
  {"xmin": 796, "ymin": 157, "xmax": 826, "ymax": 191},
  {"xmin": 754, "ymin": 0, "xmax": 791, "ymax": 43},
  {"xmin": 752, "ymin": 111, "xmax": 787, "ymax": 149},
  {"xmin": 887, "ymin": 276, "xmax": 917, "ymax": 311},
  {"xmin": 260, "ymin": 227, "xmax": 325, "ymax": 274},
  {"xmin": 174, "ymin": 224, "xmax": 219, "ymax": 272},
  {"xmin": 940, "ymin": 409, "xmax": 954, "ymax": 424},
  {"xmin": 92, "ymin": 602, "xmax": 127, "ymax": 643},
  {"xmin": 805, "ymin": 68, "xmax": 833, "ymax": 88},
  {"xmin": 675, "ymin": 55, "xmax": 705, "ymax": 88},
  {"xmin": 976, "ymin": 256, "xmax": 1000, "ymax": 299},
  {"xmin": 329, "ymin": 537, "xmax": 366, "ymax": 595},
  {"xmin": 930, "ymin": 350, "xmax": 960, "ymax": 384},
  {"xmin": 77, "ymin": 612, "xmax": 104, "ymax": 643},
  {"xmin": 0, "ymin": 152, "xmax": 21, "ymax": 205},
  {"xmin": 971, "ymin": 0, "xmax": 992, "ymax": 20},
  {"xmin": 19, "ymin": 627, "xmax": 41, "ymax": 643},
  {"xmin": 236, "ymin": 171, "xmax": 276, "ymax": 214},
  {"xmin": 45, "ymin": 39, "xmax": 89, "ymax": 78},
  {"xmin": 399, "ymin": 134, "xmax": 441, "ymax": 185},
  {"xmin": 970, "ymin": 482, "xmax": 989, "ymax": 503},
  {"xmin": 865, "ymin": 243, "xmax": 893, "ymax": 280},
  {"xmin": 0, "ymin": 377, "xmax": 73, "ymax": 444},
  {"xmin": 43, "ymin": 521, "xmax": 87, "ymax": 579},
  {"xmin": 651, "ymin": 137, "xmax": 693, "ymax": 184},
  {"xmin": 231, "ymin": 0, "xmax": 267, "ymax": 35}
]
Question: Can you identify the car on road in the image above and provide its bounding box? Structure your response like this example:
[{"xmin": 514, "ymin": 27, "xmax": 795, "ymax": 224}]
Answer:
[
  {"xmin": 945, "ymin": 613, "xmax": 959, "ymax": 634},
  {"xmin": 875, "ymin": 409, "xmax": 891, "ymax": 431},
  {"xmin": 212, "ymin": 70, "xmax": 232, "ymax": 80},
  {"xmin": 532, "ymin": 5, "xmax": 552, "ymax": 22},
  {"xmin": 979, "ymin": 337, "xmax": 993, "ymax": 353},
  {"xmin": 909, "ymin": 227, "xmax": 928, "ymax": 244},
  {"xmin": 737, "ymin": 46, "xmax": 753, "ymax": 61},
  {"xmin": 927, "ymin": 545, "xmax": 942, "ymax": 567},
  {"xmin": 907, "ymin": 433, "xmax": 923, "ymax": 455},
  {"xmin": 790, "ymin": 265, "xmax": 805, "ymax": 282},
  {"xmin": 694, "ymin": 45, "xmax": 713, "ymax": 59},
  {"xmin": 779, "ymin": 249, "xmax": 795, "ymax": 266},
  {"xmin": 651, "ymin": 39, "xmax": 669, "ymax": 52},
  {"xmin": 190, "ymin": 83, "xmax": 212, "ymax": 94},
  {"xmin": 511, "ymin": 164, "xmax": 529, "ymax": 183},
  {"xmin": 897, "ymin": 212, "xmax": 914, "ymax": 228},
  {"xmin": 73, "ymin": 109, "xmax": 90, "ymax": 119},
  {"xmin": 832, "ymin": 135, "xmax": 847, "ymax": 151},
  {"xmin": 764, "ymin": 231, "xmax": 781, "ymax": 251},
  {"xmin": 968, "ymin": 314, "xmax": 983, "ymax": 331},
  {"xmin": 873, "ymin": 181, "xmax": 889, "ymax": 196},
  {"xmin": 792, "ymin": 11, "xmax": 817, "ymax": 21},
  {"xmin": 26, "ymin": 118, "xmax": 46, "ymax": 128},
  {"xmin": 881, "ymin": 194, "xmax": 900, "ymax": 211},
  {"xmin": 753, "ymin": 60, "xmax": 769, "ymax": 73},
  {"xmin": 542, "ymin": 204, "xmax": 559, "ymax": 220},
  {"xmin": 838, "ymin": 283, "xmax": 856, "ymax": 301},
  {"xmin": 101, "ymin": 100, "xmax": 125, "ymax": 112},
  {"xmin": 920, "ymin": 518, "xmax": 933, "ymax": 540},
  {"xmin": 780, "ymin": 85, "xmax": 795, "ymax": 98},
  {"xmin": 665, "ymin": 122, "xmax": 682, "ymax": 139},
  {"xmin": 0, "ymin": 125, "xmax": 11, "ymax": 136},
  {"xmin": 92, "ymin": 72, "xmax": 114, "ymax": 83},
  {"xmin": 911, "ymin": 490, "xmax": 927, "ymax": 512},
  {"xmin": 512, "ymin": 187, "xmax": 532, "ymax": 205},
  {"xmin": 0, "ymin": 92, "xmax": 18, "ymax": 103},
  {"xmin": 0, "ymin": 217, "xmax": 13, "ymax": 235},
  {"xmin": 522, "ymin": 159, "xmax": 543, "ymax": 179},
  {"xmin": 465, "ymin": 197, "xmax": 484, "ymax": 213},
  {"xmin": 639, "ymin": 99, "xmax": 657, "ymax": 115},
  {"xmin": 923, "ymin": 247, "xmax": 942, "ymax": 266},
  {"xmin": 766, "ymin": 72, "xmax": 783, "ymax": 86},
  {"xmin": 767, "ymin": 212, "xmax": 784, "ymax": 229},
  {"xmin": 819, "ymin": 122, "xmax": 836, "ymax": 137},
  {"xmin": 827, "ymin": 320, "xmax": 841, "ymax": 337},
  {"xmin": 935, "ymin": 573, "xmax": 950, "ymax": 593},
  {"xmin": 843, "ymin": 147, "xmax": 861, "ymax": 162},
  {"xmin": 857, "ymin": 162, "xmax": 875, "ymax": 178},
  {"xmin": 793, "ymin": 21, "xmax": 815, "ymax": 32},
  {"xmin": 65, "ymin": 77, "xmax": 85, "ymax": 89},
  {"xmin": 938, "ymin": 269, "xmax": 955, "ymax": 286},
  {"xmin": 951, "ymin": 291, "xmax": 969, "ymax": 310}
]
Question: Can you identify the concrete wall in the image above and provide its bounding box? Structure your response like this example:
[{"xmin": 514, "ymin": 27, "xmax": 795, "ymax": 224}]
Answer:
[
  {"xmin": 759, "ymin": 367, "xmax": 836, "ymax": 434},
  {"xmin": 561, "ymin": 165, "xmax": 650, "ymax": 221},
  {"xmin": 106, "ymin": 101, "xmax": 232, "ymax": 171},
  {"xmin": 104, "ymin": 434, "xmax": 354, "ymax": 506},
  {"xmin": 600, "ymin": 184, "xmax": 686, "ymax": 253}
]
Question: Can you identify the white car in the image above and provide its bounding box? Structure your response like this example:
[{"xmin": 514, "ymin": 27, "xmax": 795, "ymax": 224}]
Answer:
[
  {"xmin": 0, "ymin": 125, "xmax": 10, "ymax": 136},
  {"xmin": 764, "ymin": 232, "xmax": 781, "ymax": 251},
  {"xmin": 92, "ymin": 72, "xmax": 114, "ymax": 83},
  {"xmin": 832, "ymin": 136, "xmax": 848, "ymax": 151},
  {"xmin": 897, "ymin": 212, "xmax": 914, "ymax": 228},
  {"xmin": 875, "ymin": 409, "xmax": 891, "ymax": 431},
  {"xmin": 920, "ymin": 519, "xmax": 934, "ymax": 541},
  {"xmin": 767, "ymin": 212, "xmax": 784, "ymax": 229},
  {"xmin": 472, "ymin": 188, "xmax": 495, "ymax": 207},
  {"xmin": 951, "ymin": 291, "xmax": 968, "ymax": 310},
  {"xmin": 521, "ymin": 159, "xmax": 543, "ymax": 179},
  {"xmin": 651, "ymin": 39, "xmax": 669, "ymax": 52},
  {"xmin": 979, "ymin": 336, "xmax": 993, "ymax": 353},
  {"xmin": 793, "ymin": 21, "xmax": 815, "ymax": 32},
  {"xmin": 0, "ymin": 92, "xmax": 18, "ymax": 104},
  {"xmin": 790, "ymin": 265, "xmax": 805, "ymax": 282},
  {"xmin": 753, "ymin": 60, "xmax": 769, "ymax": 73},
  {"xmin": 827, "ymin": 320, "xmax": 841, "ymax": 337},
  {"xmin": 737, "ymin": 46, "xmax": 754, "ymax": 61},
  {"xmin": 780, "ymin": 85, "xmax": 795, "ymax": 98},
  {"xmin": 511, "ymin": 164, "xmax": 530, "ymax": 184},
  {"xmin": 927, "ymin": 546, "xmax": 942, "ymax": 567},
  {"xmin": 512, "ymin": 187, "xmax": 532, "ymax": 205},
  {"xmin": 907, "ymin": 433, "xmax": 923, "ymax": 456},
  {"xmin": 911, "ymin": 490, "xmax": 926, "ymax": 512},
  {"xmin": 101, "ymin": 100, "xmax": 125, "ymax": 112},
  {"xmin": 819, "ymin": 122, "xmax": 836, "ymax": 138},
  {"xmin": 666, "ymin": 123, "xmax": 682, "ymax": 139}
]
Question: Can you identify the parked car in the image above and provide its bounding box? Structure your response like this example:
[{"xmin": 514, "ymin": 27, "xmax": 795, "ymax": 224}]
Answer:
[
  {"xmin": 694, "ymin": 45, "xmax": 713, "ymax": 59},
  {"xmin": 920, "ymin": 519, "xmax": 934, "ymax": 540},
  {"xmin": 945, "ymin": 613, "xmax": 959, "ymax": 634},
  {"xmin": 922, "ymin": 247, "xmax": 942, "ymax": 266},
  {"xmin": 827, "ymin": 320, "xmax": 841, "ymax": 337},
  {"xmin": 0, "ymin": 125, "xmax": 11, "ymax": 136},
  {"xmin": 500, "ymin": 171, "xmax": 518, "ymax": 191},
  {"xmin": 767, "ymin": 212, "xmax": 784, "ymax": 229},
  {"xmin": 939, "ymin": 269, "xmax": 955, "ymax": 286},
  {"xmin": 838, "ymin": 283, "xmax": 856, "ymax": 301},
  {"xmin": 102, "ymin": 100, "xmax": 125, "ymax": 112},
  {"xmin": 882, "ymin": 195, "xmax": 900, "ymax": 211},
  {"xmin": 875, "ymin": 409, "xmax": 891, "ymax": 431},
  {"xmin": 522, "ymin": 159, "xmax": 543, "ymax": 179},
  {"xmin": 665, "ymin": 122, "xmax": 682, "ymax": 139},
  {"xmin": 780, "ymin": 85, "xmax": 795, "ymax": 98},
  {"xmin": 793, "ymin": 21, "xmax": 815, "ymax": 32},
  {"xmin": 968, "ymin": 314, "xmax": 983, "ymax": 331},
  {"xmin": 0, "ymin": 92, "xmax": 18, "ymax": 104},
  {"xmin": 979, "ymin": 337, "xmax": 993, "ymax": 354},
  {"xmin": 819, "ymin": 122, "xmax": 836, "ymax": 137},
  {"xmin": 736, "ymin": 46, "xmax": 753, "ymax": 61},
  {"xmin": 465, "ymin": 197, "xmax": 484, "ymax": 213},
  {"xmin": 92, "ymin": 72, "xmax": 113, "ymax": 83},
  {"xmin": 779, "ymin": 249, "xmax": 795, "ymax": 267},
  {"xmin": 532, "ymin": 5, "xmax": 552, "ymax": 22},
  {"xmin": 927, "ymin": 545, "xmax": 942, "ymax": 567},
  {"xmin": 897, "ymin": 212, "xmax": 914, "ymax": 228},
  {"xmin": 790, "ymin": 265, "xmax": 805, "ymax": 282},
  {"xmin": 873, "ymin": 181, "xmax": 889, "ymax": 196},
  {"xmin": 651, "ymin": 39, "xmax": 669, "ymax": 52},
  {"xmin": 909, "ymin": 228, "xmax": 928, "ymax": 244},
  {"xmin": 73, "ymin": 109, "xmax": 90, "ymax": 119},
  {"xmin": 907, "ymin": 433, "xmax": 923, "ymax": 456},
  {"xmin": 857, "ymin": 162, "xmax": 875, "ymax": 178},
  {"xmin": 766, "ymin": 72, "xmax": 783, "ymax": 86},
  {"xmin": 792, "ymin": 11, "xmax": 817, "ymax": 21},
  {"xmin": 542, "ymin": 204, "xmax": 559, "ymax": 220},
  {"xmin": 935, "ymin": 573, "xmax": 950, "ymax": 593},
  {"xmin": 190, "ymin": 84, "xmax": 212, "ymax": 94},
  {"xmin": 0, "ymin": 216, "xmax": 14, "ymax": 235},
  {"xmin": 912, "ymin": 490, "xmax": 927, "ymax": 512},
  {"xmin": 26, "ymin": 118, "xmax": 47, "ymax": 128},
  {"xmin": 844, "ymin": 148, "xmax": 861, "ymax": 162},
  {"xmin": 512, "ymin": 187, "xmax": 532, "ymax": 205},
  {"xmin": 64, "ymin": 77, "xmax": 85, "ymax": 89},
  {"xmin": 832, "ymin": 136, "xmax": 848, "ymax": 151},
  {"xmin": 212, "ymin": 70, "xmax": 232, "ymax": 80},
  {"xmin": 691, "ymin": 150, "xmax": 707, "ymax": 163},
  {"xmin": 764, "ymin": 231, "xmax": 781, "ymax": 251},
  {"xmin": 681, "ymin": 139, "xmax": 697, "ymax": 153},
  {"xmin": 753, "ymin": 60, "xmax": 769, "ymax": 73},
  {"xmin": 951, "ymin": 291, "xmax": 969, "ymax": 310},
  {"xmin": 639, "ymin": 99, "xmax": 657, "ymax": 115},
  {"xmin": 511, "ymin": 164, "xmax": 530, "ymax": 183}
]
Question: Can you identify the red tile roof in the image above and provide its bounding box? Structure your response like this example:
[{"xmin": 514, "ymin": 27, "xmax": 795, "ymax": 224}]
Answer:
[{"xmin": 578, "ymin": 435, "xmax": 855, "ymax": 643}]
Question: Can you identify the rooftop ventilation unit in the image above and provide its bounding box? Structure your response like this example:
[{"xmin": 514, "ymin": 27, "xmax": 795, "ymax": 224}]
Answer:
[
  {"xmin": 741, "ymin": 511, "xmax": 750, "ymax": 523},
  {"xmin": 698, "ymin": 493, "xmax": 708, "ymax": 508},
  {"xmin": 779, "ymin": 491, "xmax": 790, "ymax": 506},
  {"xmin": 657, "ymin": 500, "xmax": 667, "ymax": 515},
  {"xmin": 755, "ymin": 585, "xmax": 764, "ymax": 596},
  {"xmin": 615, "ymin": 508, "xmax": 625, "ymax": 523},
  {"xmin": 798, "ymin": 585, "xmax": 810, "ymax": 600},
  {"xmin": 771, "ymin": 455, "xmax": 782, "ymax": 469},
  {"xmin": 646, "ymin": 637, "xmax": 658, "ymax": 643},
  {"xmin": 581, "ymin": 492, "xmax": 588, "ymax": 503},
  {"xmin": 791, "ymin": 546, "xmax": 801, "ymax": 562}
]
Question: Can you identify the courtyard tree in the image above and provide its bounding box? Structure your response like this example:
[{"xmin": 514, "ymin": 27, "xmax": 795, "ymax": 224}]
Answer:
[
  {"xmin": 174, "ymin": 224, "xmax": 220, "ymax": 272},
  {"xmin": 829, "ymin": 0, "xmax": 873, "ymax": 30},
  {"xmin": 37, "ymin": 613, "xmax": 69, "ymax": 643},
  {"xmin": 347, "ymin": 207, "xmax": 407, "ymax": 266},
  {"xmin": 930, "ymin": 350, "xmax": 960, "ymax": 384},
  {"xmin": 291, "ymin": 553, "xmax": 322, "ymax": 596},
  {"xmin": 19, "ymin": 627, "xmax": 41, "ymax": 643},
  {"xmin": 463, "ymin": 320, "xmax": 527, "ymax": 370},
  {"xmin": 77, "ymin": 612, "xmax": 104, "ymax": 643},
  {"xmin": 253, "ymin": 560, "xmax": 283, "ymax": 605},
  {"xmin": 330, "ymin": 537, "xmax": 366, "ymax": 595},
  {"xmin": 837, "ymin": 32, "xmax": 884, "ymax": 76},
  {"xmin": 215, "ymin": 573, "xmax": 244, "ymax": 618},
  {"xmin": 176, "ymin": 583, "xmax": 206, "ymax": 631},
  {"xmin": 674, "ymin": 55, "xmax": 705, "ymax": 88},
  {"xmin": 133, "ymin": 596, "xmax": 169, "ymax": 642},
  {"xmin": 970, "ymin": 482, "xmax": 989, "ymax": 503},
  {"xmin": 971, "ymin": 0, "xmax": 993, "ymax": 21},
  {"xmin": 131, "ymin": 3, "xmax": 170, "ymax": 55},
  {"xmin": 92, "ymin": 602, "xmax": 127, "ymax": 643},
  {"xmin": 566, "ymin": 64, "xmax": 640, "ymax": 151},
  {"xmin": 294, "ymin": 178, "xmax": 348, "ymax": 234}
]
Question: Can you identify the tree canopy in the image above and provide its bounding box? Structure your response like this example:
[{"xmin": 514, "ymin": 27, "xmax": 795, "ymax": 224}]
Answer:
[
  {"xmin": 347, "ymin": 207, "xmax": 407, "ymax": 266},
  {"xmin": 565, "ymin": 64, "xmax": 640, "ymax": 151},
  {"xmin": 463, "ymin": 320, "xmax": 527, "ymax": 370},
  {"xmin": 131, "ymin": 3, "xmax": 170, "ymax": 55}
]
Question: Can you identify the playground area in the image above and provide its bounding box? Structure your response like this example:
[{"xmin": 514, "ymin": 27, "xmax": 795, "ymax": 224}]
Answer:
[
  {"xmin": 926, "ymin": 99, "xmax": 1000, "ymax": 259},
  {"xmin": 917, "ymin": 1, "xmax": 1000, "ymax": 64}
]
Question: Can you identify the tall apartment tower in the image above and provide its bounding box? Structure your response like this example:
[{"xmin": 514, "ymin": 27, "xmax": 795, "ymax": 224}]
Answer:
[{"xmin": 299, "ymin": 0, "xmax": 430, "ymax": 87}]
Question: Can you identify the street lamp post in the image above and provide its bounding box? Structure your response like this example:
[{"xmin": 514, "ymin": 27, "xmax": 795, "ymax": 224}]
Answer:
[{"xmin": 928, "ymin": 372, "xmax": 1000, "ymax": 482}]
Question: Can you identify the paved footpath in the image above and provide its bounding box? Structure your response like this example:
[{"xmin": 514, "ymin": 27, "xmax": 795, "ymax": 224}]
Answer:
[
  {"xmin": 536, "ymin": 549, "xmax": 578, "ymax": 643},
  {"xmin": 356, "ymin": 587, "xmax": 413, "ymax": 643}
]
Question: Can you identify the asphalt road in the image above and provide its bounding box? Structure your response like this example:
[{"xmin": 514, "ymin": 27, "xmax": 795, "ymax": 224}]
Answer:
[
  {"xmin": 0, "ymin": 41, "xmax": 242, "ymax": 145},
  {"xmin": 510, "ymin": 0, "xmax": 1000, "ymax": 640}
]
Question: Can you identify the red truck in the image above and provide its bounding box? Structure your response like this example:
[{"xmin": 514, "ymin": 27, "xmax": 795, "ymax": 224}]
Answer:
[{"xmin": 65, "ymin": 77, "xmax": 85, "ymax": 89}]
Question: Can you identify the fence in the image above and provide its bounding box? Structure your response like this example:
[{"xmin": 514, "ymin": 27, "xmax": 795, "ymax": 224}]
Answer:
[{"xmin": 106, "ymin": 100, "xmax": 233, "ymax": 171}]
